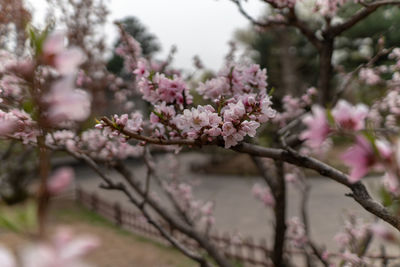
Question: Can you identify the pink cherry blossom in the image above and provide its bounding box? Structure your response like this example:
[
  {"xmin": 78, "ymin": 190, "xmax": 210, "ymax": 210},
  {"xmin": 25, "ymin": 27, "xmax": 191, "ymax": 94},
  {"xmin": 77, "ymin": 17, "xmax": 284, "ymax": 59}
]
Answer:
[
  {"xmin": 286, "ymin": 217, "xmax": 308, "ymax": 247},
  {"xmin": 42, "ymin": 33, "xmax": 85, "ymax": 75},
  {"xmin": 43, "ymin": 33, "xmax": 65, "ymax": 56},
  {"xmin": 133, "ymin": 59, "xmax": 150, "ymax": 78},
  {"xmin": 54, "ymin": 48, "xmax": 85, "ymax": 75},
  {"xmin": 0, "ymin": 109, "xmax": 38, "ymax": 143},
  {"xmin": 300, "ymin": 106, "xmax": 331, "ymax": 148},
  {"xmin": 21, "ymin": 228, "xmax": 99, "ymax": 267},
  {"xmin": 0, "ymin": 229, "xmax": 99, "ymax": 267},
  {"xmin": 252, "ymin": 183, "xmax": 275, "ymax": 207},
  {"xmin": 137, "ymin": 73, "xmax": 191, "ymax": 106},
  {"xmin": 197, "ymin": 77, "xmax": 230, "ymax": 99},
  {"xmin": 0, "ymin": 246, "xmax": 15, "ymax": 267},
  {"xmin": 341, "ymin": 136, "xmax": 376, "ymax": 182},
  {"xmin": 239, "ymin": 120, "xmax": 260, "ymax": 137},
  {"xmin": 47, "ymin": 167, "xmax": 74, "ymax": 195},
  {"xmin": 332, "ymin": 100, "xmax": 368, "ymax": 131},
  {"xmin": 370, "ymin": 222, "xmax": 396, "ymax": 242},
  {"xmin": 44, "ymin": 77, "xmax": 91, "ymax": 124},
  {"xmin": 359, "ymin": 68, "xmax": 380, "ymax": 85}
]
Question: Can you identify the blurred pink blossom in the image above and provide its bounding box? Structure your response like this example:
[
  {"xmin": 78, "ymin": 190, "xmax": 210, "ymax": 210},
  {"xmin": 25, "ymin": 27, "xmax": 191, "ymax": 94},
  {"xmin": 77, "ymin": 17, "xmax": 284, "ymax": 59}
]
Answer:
[
  {"xmin": 332, "ymin": 100, "xmax": 368, "ymax": 131},
  {"xmin": 47, "ymin": 167, "xmax": 74, "ymax": 195},
  {"xmin": 300, "ymin": 106, "xmax": 331, "ymax": 148}
]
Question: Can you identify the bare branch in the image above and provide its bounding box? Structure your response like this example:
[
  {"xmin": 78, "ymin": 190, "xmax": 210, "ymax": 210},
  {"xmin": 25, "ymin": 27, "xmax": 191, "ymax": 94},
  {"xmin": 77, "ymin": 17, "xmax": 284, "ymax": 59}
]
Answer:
[
  {"xmin": 329, "ymin": 0, "xmax": 400, "ymax": 37},
  {"xmin": 143, "ymin": 149, "xmax": 194, "ymax": 226},
  {"xmin": 113, "ymin": 162, "xmax": 233, "ymax": 267},
  {"xmin": 251, "ymin": 156, "xmax": 278, "ymax": 190},
  {"xmin": 287, "ymin": 8, "xmax": 323, "ymax": 51},
  {"xmin": 67, "ymin": 149, "xmax": 213, "ymax": 267},
  {"xmin": 231, "ymin": 142, "xmax": 400, "ymax": 230},
  {"xmin": 230, "ymin": 0, "xmax": 288, "ymax": 28},
  {"xmin": 332, "ymin": 47, "xmax": 394, "ymax": 104}
]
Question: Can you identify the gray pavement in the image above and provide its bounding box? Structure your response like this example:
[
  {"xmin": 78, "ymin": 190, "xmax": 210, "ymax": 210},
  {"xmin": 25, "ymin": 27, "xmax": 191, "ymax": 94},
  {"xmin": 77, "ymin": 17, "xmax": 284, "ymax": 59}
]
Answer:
[{"xmin": 75, "ymin": 153, "xmax": 398, "ymax": 252}]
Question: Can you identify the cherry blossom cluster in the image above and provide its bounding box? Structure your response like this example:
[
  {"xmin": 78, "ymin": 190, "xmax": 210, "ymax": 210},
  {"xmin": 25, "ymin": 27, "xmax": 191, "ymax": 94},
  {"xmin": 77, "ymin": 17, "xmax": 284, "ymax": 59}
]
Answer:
[
  {"xmin": 325, "ymin": 213, "xmax": 397, "ymax": 265},
  {"xmin": 299, "ymin": 100, "xmax": 400, "ymax": 185},
  {"xmin": 369, "ymin": 89, "xmax": 400, "ymax": 130},
  {"xmin": 197, "ymin": 63, "xmax": 268, "ymax": 99},
  {"xmin": 0, "ymin": 109, "xmax": 37, "ymax": 143},
  {"xmin": 46, "ymin": 129, "xmax": 143, "ymax": 161},
  {"xmin": 115, "ymin": 33, "xmax": 142, "ymax": 73},
  {"xmin": 135, "ymin": 60, "xmax": 192, "ymax": 106},
  {"xmin": 301, "ymin": 94, "xmax": 400, "ymax": 194},
  {"xmin": 313, "ymin": 0, "xmax": 354, "ymax": 17},
  {"xmin": 0, "ymin": 32, "xmax": 91, "ymax": 143},
  {"xmin": 99, "ymin": 58, "xmax": 276, "ymax": 148},
  {"xmin": 252, "ymin": 183, "xmax": 275, "ymax": 207},
  {"xmin": 301, "ymin": 100, "xmax": 368, "ymax": 149},
  {"xmin": 286, "ymin": 217, "xmax": 307, "ymax": 248},
  {"xmin": 272, "ymin": 87, "xmax": 317, "ymax": 127}
]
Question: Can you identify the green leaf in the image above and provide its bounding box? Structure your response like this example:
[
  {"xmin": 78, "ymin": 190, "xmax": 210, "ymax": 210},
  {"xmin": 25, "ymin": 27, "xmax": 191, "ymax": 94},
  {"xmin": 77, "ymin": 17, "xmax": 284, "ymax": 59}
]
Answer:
[
  {"xmin": 268, "ymin": 87, "xmax": 275, "ymax": 97},
  {"xmin": 25, "ymin": 23, "xmax": 53, "ymax": 56},
  {"xmin": 326, "ymin": 108, "xmax": 335, "ymax": 126},
  {"xmin": 362, "ymin": 131, "xmax": 379, "ymax": 155},
  {"xmin": 380, "ymin": 186, "xmax": 393, "ymax": 207},
  {"xmin": 22, "ymin": 100, "xmax": 34, "ymax": 114},
  {"xmin": 152, "ymin": 110, "xmax": 164, "ymax": 120}
]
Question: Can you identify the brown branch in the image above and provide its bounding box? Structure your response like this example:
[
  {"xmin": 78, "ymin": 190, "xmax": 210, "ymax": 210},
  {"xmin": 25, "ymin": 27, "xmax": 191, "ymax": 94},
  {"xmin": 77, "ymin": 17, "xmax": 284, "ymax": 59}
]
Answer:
[
  {"xmin": 272, "ymin": 160, "xmax": 287, "ymax": 267},
  {"xmin": 328, "ymin": 0, "xmax": 400, "ymax": 37},
  {"xmin": 252, "ymin": 156, "xmax": 278, "ymax": 190},
  {"xmin": 67, "ymin": 149, "xmax": 213, "ymax": 267},
  {"xmin": 143, "ymin": 149, "xmax": 194, "ymax": 226},
  {"xmin": 231, "ymin": 142, "xmax": 400, "ymax": 230},
  {"xmin": 95, "ymin": 119, "xmax": 400, "ymax": 232},
  {"xmin": 287, "ymin": 8, "xmax": 323, "ymax": 51},
  {"xmin": 93, "ymin": 120, "xmax": 400, "ymax": 232},
  {"xmin": 229, "ymin": 0, "xmax": 288, "ymax": 28},
  {"xmin": 231, "ymin": 0, "xmax": 323, "ymax": 50},
  {"xmin": 101, "ymin": 117, "xmax": 199, "ymax": 146},
  {"xmin": 113, "ymin": 162, "xmax": 233, "ymax": 267},
  {"xmin": 36, "ymin": 134, "xmax": 50, "ymax": 237},
  {"xmin": 332, "ymin": 47, "xmax": 394, "ymax": 105}
]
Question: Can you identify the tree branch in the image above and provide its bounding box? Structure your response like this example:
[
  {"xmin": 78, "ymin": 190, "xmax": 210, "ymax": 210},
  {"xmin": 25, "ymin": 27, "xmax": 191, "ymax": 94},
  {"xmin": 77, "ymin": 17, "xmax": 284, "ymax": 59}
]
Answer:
[
  {"xmin": 68, "ymin": 150, "xmax": 213, "ymax": 267},
  {"xmin": 101, "ymin": 117, "xmax": 199, "ymax": 146},
  {"xmin": 229, "ymin": 0, "xmax": 288, "ymax": 28},
  {"xmin": 231, "ymin": 142, "xmax": 400, "ymax": 230},
  {"xmin": 328, "ymin": 0, "xmax": 400, "ymax": 37},
  {"xmin": 113, "ymin": 162, "xmax": 233, "ymax": 267}
]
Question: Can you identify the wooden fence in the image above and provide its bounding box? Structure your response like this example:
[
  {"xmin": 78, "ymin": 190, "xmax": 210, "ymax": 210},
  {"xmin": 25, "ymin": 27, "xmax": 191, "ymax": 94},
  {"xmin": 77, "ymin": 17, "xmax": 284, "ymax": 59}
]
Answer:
[
  {"xmin": 75, "ymin": 188, "xmax": 400, "ymax": 266},
  {"xmin": 75, "ymin": 187, "xmax": 273, "ymax": 266}
]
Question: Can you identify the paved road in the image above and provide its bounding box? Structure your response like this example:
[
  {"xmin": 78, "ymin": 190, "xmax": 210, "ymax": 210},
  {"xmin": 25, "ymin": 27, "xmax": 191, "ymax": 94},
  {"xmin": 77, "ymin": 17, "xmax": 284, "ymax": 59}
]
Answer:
[{"xmin": 75, "ymin": 153, "xmax": 397, "ymax": 252}]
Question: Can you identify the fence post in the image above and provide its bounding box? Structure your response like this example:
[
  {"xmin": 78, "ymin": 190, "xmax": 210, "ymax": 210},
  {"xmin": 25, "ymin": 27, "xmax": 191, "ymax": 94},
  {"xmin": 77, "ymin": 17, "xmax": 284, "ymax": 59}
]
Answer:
[
  {"xmin": 246, "ymin": 236, "xmax": 255, "ymax": 264},
  {"xmin": 91, "ymin": 193, "xmax": 98, "ymax": 212},
  {"xmin": 114, "ymin": 202, "xmax": 122, "ymax": 226},
  {"xmin": 76, "ymin": 187, "xmax": 82, "ymax": 202},
  {"xmin": 260, "ymin": 237, "xmax": 269, "ymax": 265},
  {"xmin": 222, "ymin": 232, "xmax": 231, "ymax": 258}
]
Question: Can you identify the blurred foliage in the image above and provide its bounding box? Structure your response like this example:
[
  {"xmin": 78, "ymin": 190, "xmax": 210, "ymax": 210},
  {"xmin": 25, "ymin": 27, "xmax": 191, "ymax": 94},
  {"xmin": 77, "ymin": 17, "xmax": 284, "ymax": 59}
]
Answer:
[
  {"xmin": 0, "ymin": 200, "xmax": 37, "ymax": 234},
  {"xmin": 235, "ymin": 6, "xmax": 400, "ymax": 107},
  {"xmin": 0, "ymin": 141, "xmax": 36, "ymax": 205}
]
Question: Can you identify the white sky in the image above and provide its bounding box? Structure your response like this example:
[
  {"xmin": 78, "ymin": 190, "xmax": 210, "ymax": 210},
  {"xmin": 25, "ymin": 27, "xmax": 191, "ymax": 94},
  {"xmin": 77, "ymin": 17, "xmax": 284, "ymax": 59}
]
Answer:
[{"xmin": 29, "ymin": 0, "xmax": 264, "ymax": 71}]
